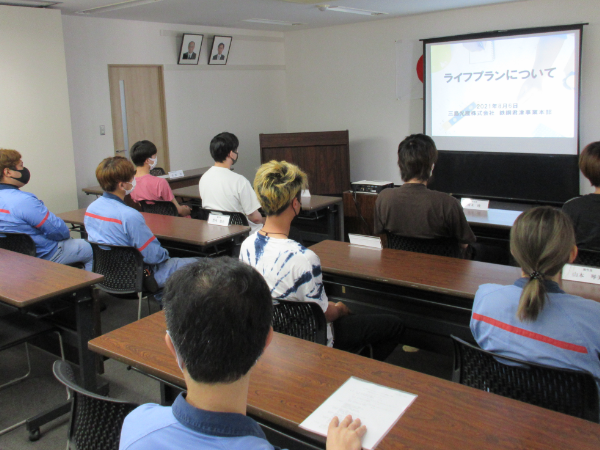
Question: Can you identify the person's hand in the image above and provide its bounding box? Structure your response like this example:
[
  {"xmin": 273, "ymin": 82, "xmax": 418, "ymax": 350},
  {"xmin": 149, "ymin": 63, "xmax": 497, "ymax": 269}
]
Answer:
[
  {"xmin": 326, "ymin": 415, "xmax": 366, "ymax": 450},
  {"xmin": 179, "ymin": 205, "xmax": 192, "ymax": 216},
  {"xmin": 335, "ymin": 302, "xmax": 352, "ymax": 317}
]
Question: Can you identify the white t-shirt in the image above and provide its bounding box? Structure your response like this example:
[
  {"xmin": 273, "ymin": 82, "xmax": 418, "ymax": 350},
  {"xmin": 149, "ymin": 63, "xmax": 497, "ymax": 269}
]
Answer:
[
  {"xmin": 240, "ymin": 232, "xmax": 333, "ymax": 346},
  {"xmin": 199, "ymin": 166, "xmax": 262, "ymax": 234}
]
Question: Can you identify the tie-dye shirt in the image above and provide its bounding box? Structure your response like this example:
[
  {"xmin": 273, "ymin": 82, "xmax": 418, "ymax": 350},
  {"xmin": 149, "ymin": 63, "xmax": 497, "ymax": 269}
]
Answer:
[{"xmin": 240, "ymin": 232, "xmax": 333, "ymax": 346}]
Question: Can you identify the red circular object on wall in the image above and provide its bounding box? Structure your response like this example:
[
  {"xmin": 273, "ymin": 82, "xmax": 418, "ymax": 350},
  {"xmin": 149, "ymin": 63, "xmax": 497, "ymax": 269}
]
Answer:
[{"xmin": 416, "ymin": 55, "xmax": 424, "ymax": 83}]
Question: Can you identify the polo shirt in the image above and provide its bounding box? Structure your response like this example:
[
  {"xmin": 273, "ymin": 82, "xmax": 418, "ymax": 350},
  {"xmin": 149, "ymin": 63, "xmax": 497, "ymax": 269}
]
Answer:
[
  {"xmin": 119, "ymin": 393, "xmax": 281, "ymax": 450},
  {"xmin": 373, "ymin": 183, "xmax": 476, "ymax": 244},
  {"xmin": 130, "ymin": 174, "xmax": 175, "ymax": 204},
  {"xmin": 562, "ymin": 194, "xmax": 600, "ymax": 250}
]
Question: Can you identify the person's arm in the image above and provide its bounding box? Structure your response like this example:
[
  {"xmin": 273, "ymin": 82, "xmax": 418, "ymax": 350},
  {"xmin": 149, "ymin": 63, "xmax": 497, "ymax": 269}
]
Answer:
[
  {"xmin": 124, "ymin": 212, "xmax": 169, "ymax": 265},
  {"xmin": 326, "ymin": 415, "xmax": 367, "ymax": 450},
  {"xmin": 373, "ymin": 195, "xmax": 386, "ymax": 235},
  {"xmin": 324, "ymin": 301, "xmax": 351, "ymax": 322},
  {"xmin": 247, "ymin": 210, "xmax": 265, "ymax": 225},
  {"xmin": 20, "ymin": 195, "xmax": 70, "ymax": 241},
  {"xmin": 238, "ymin": 178, "xmax": 263, "ymax": 223},
  {"xmin": 450, "ymin": 198, "xmax": 476, "ymax": 246},
  {"xmin": 171, "ymin": 199, "xmax": 191, "ymax": 217}
]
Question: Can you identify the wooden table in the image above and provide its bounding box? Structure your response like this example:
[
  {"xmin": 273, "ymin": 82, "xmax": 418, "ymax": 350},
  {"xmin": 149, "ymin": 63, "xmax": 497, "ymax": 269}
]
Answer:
[
  {"xmin": 88, "ymin": 311, "xmax": 600, "ymax": 450},
  {"xmin": 57, "ymin": 208, "xmax": 250, "ymax": 253},
  {"xmin": 310, "ymin": 240, "xmax": 600, "ymax": 353},
  {"xmin": 173, "ymin": 186, "xmax": 345, "ymax": 243},
  {"xmin": 0, "ymin": 249, "xmax": 104, "ymax": 437}
]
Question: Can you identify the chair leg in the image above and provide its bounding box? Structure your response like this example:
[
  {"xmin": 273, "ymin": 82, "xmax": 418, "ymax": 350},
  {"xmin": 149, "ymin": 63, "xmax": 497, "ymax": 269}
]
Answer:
[
  {"xmin": 137, "ymin": 292, "xmax": 143, "ymax": 321},
  {"xmin": 0, "ymin": 343, "xmax": 32, "ymax": 391}
]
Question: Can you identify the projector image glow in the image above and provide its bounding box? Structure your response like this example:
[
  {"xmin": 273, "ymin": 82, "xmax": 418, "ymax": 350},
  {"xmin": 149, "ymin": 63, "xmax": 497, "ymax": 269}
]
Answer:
[{"xmin": 351, "ymin": 180, "xmax": 394, "ymax": 194}]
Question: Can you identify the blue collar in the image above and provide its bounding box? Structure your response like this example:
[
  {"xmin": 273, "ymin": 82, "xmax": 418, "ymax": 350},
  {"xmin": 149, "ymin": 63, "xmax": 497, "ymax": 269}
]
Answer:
[
  {"xmin": 0, "ymin": 183, "xmax": 19, "ymax": 191},
  {"xmin": 514, "ymin": 277, "xmax": 565, "ymax": 294},
  {"xmin": 172, "ymin": 393, "xmax": 267, "ymax": 440},
  {"xmin": 102, "ymin": 192, "xmax": 125, "ymax": 204}
]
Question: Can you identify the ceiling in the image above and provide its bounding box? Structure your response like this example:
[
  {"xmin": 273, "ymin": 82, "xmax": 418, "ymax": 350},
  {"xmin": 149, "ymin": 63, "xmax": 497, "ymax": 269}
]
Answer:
[{"xmin": 41, "ymin": 0, "xmax": 528, "ymax": 31}]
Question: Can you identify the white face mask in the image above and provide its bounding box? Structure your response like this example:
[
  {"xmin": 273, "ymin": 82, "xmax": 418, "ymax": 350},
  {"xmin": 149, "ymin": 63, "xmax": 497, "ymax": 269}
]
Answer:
[
  {"xmin": 148, "ymin": 157, "xmax": 158, "ymax": 170},
  {"xmin": 124, "ymin": 178, "xmax": 136, "ymax": 195}
]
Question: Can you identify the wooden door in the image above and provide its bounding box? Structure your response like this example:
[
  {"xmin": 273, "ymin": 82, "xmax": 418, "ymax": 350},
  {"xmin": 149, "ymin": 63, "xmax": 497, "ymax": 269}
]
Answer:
[{"xmin": 108, "ymin": 65, "xmax": 170, "ymax": 171}]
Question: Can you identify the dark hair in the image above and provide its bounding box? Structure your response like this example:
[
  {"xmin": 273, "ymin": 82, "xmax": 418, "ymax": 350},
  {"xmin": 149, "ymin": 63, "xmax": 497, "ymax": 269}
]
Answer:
[
  {"xmin": 209, "ymin": 132, "xmax": 239, "ymax": 162},
  {"xmin": 162, "ymin": 257, "xmax": 273, "ymax": 384},
  {"xmin": 95, "ymin": 156, "xmax": 135, "ymax": 192},
  {"xmin": 397, "ymin": 134, "xmax": 438, "ymax": 183},
  {"xmin": 579, "ymin": 141, "xmax": 600, "ymax": 187},
  {"xmin": 510, "ymin": 207, "xmax": 575, "ymax": 322},
  {"xmin": 218, "ymin": 43, "xmax": 225, "ymax": 48},
  {"xmin": 130, "ymin": 140, "xmax": 158, "ymax": 167}
]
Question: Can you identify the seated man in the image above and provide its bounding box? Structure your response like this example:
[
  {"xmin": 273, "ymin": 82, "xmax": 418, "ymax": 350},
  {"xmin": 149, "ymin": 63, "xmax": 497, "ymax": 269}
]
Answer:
[
  {"xmin": 240, "ymin": 161, "xmax": 403, "ymax": 361},
  {"xmin": 374, "ymin": 134, "xmax": 475, "ymax": 255},
  {"xmin": 0, "ymin": 149, "xmax": 93, "ymax": 270},
  {"xmin": 199, "ymin": 132, "xmax": 264, "ymax": 233},
  {"xmin": 119, "ymin": 257, "xmax": 367, "ymax": 450},
  {"xmin": 129, "ymin": 140, "xmax": 191, "ymax": 217},
  {"xmin": 85, "ymin": 156, "xmax": 199, "ymax": 293}
]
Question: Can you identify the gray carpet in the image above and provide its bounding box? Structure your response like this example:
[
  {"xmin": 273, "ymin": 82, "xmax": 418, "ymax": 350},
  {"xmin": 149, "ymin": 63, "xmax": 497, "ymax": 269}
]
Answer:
[{"xmin": 0, "ymin": 293, "xmax": 452, "ymax": 449}]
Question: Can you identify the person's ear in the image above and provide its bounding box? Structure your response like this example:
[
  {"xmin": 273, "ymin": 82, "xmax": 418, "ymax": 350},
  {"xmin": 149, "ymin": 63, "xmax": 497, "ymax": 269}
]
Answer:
[
  {"xmin": 568, "ymin": 245, "xmax": 578, "ymax": 264},
  {"xmin": 264, "ymin": 327, "xmax": 274, "ymax": 350},
  {"xmin": 164, "ymin": 332, "xmax": 178, "ymax": 359}
]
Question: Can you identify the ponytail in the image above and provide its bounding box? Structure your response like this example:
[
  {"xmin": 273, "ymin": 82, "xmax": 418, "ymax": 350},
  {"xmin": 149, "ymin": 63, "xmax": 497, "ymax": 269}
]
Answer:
[{"xmin": 516, "ymin": 273, "xmax": 547, "ymax": 322}]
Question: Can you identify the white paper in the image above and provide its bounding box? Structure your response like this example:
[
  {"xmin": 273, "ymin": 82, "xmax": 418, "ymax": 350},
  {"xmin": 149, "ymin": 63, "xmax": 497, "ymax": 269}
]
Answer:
[
  {"xmin": 461, "ymin": 198, "xmax": 490, "ymax": 210},
  {"xmin": 207, "ymin": 213, "xmax": 230, "ymax": 226},
  {"xmin": 300, "ymin": 377, "xmax": 417, "ymax": 450},
  {"xmin": 562, "ymin": 264, "xmax": 600, "ymax": 285},
  {"xmin": 157, "ymin": 174, "xmax": 170, "ymax": 179},
  {"xmin": 301, "ymin": 189, "xmax": 311, "ymax": 198},
  {"xmin": 348, "ymin": 234, "xmax": 382, "ymax": 250},
  {"xmin": 168, "ymin": 170, "xmax": 185, "ymax": 179}
]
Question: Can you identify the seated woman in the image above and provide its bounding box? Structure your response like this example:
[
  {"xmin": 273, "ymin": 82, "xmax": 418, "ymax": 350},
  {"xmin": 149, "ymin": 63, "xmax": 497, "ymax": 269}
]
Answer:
[
  {"xmin": 563, "ymin": 141, "xmax": 600, "ymax": 251},
  {"xmin": 129, "ymin": 140, "xmax": 191, "ymax": 217},
  {"xmin": 471, "ymin": 206, "xmax": 600, "ymax": 390}
]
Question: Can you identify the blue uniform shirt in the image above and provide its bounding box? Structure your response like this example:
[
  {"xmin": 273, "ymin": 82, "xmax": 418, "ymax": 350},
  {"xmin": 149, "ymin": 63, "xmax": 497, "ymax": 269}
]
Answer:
[
  {"xmin": 85, "ymin": 192, "xmax": 168, "ymax": 265},
  {"xmin": 471, "ymin": 278, "xmax": 600, "ymax": 389},
  {"xmin": 119, "ymin": 393, "xmax": 281, "ymax": 450},
  {"xmin": 0, "ymin": 183, "xmax": 70, "ymax": 258}
]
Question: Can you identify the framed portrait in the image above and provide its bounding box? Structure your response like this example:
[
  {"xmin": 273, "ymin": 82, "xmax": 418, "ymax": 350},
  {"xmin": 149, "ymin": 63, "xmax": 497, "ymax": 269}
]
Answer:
[
  {"xmin": 178, "ymin": 33, "xmax": 203, "ymax": 65},
  {"xmin": 208, "ymin": 36, "xmax": 232, "ymax": 65}
]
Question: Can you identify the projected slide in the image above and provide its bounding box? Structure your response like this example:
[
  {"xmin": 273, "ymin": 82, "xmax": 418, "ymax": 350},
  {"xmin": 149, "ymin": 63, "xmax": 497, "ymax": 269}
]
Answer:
[{"xmin": 427, "ymin": 31, "xmax": 578, "ymax": 149}]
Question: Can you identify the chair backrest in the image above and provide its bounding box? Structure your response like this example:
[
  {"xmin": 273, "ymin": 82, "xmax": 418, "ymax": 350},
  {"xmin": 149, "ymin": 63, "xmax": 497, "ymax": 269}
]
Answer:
[
  {"xmin": 386, "ymin": 232, "xmax": 463, "ymax": 258},
  {"xmin": 138, "ymin": 200, "xmax": 178, "ymax": 216},
  {"xmin": 89, "ymin": 243, "xmax": 144, "ymax": 294},
  {"xmin": 150, "ymin": 167, "xmax": 166, "ymax": 176},
  {"xmin": 574, "ymin": 248, "xmax": 600, "ymax": 268},
  {"xmin": 272, "ymin": 300, "xmax": 327, "ymax": 345},
  {"xmin": 0, "ymin": 232, "xmax": 36, "ymax": 256},
  {"xmin": 451, "ymin": 335, "xmax": 599, "ymax": 422},
  {"xmin": 196, "ymin": 208, "xmax": 249, "ymax": 226},
  {"xmin": 53, "ymin": 360, "xmax": 139, "ymax": 450}
]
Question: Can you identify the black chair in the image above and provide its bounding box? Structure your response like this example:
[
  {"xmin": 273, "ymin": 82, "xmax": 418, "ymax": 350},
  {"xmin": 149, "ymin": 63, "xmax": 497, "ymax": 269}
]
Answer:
[
  {"xmin": 451, "ymin": 335, "xmax": 599, "ymax": 422},
  {"xmin": 53, "ymin": 360, "xmax": 139, "ymax": 450},
  {"xmin": 193, "ymin": 208, "xmax": 249, "ymax": 226},
  {"xmin": 138, "ymin": 200, "xmax": 178, "ymax": 217},
  {"xmin": 574, "ymin": 248, "xmax": 600, "ymax": 268},
  {"xmin": 272, "ymin": 300, "xmax": 327, "ymax": 345},
  {"xmin": 0, "ymin": 232, "xmax": 36, "ymax": 256},
  {"xmin": 0, "ymin": 312, "xmax": 65, "ymax": 438},
  {"xmin": 150, "ymin": 167, "xmax": 166, "ymax": 176},
  {"xmin": 386, "ymin": 232, "xmax": 463, "ymax": 258},
  {"xmin": 89, "ymin": 243, "xmax": 154, "ymax": 320}
]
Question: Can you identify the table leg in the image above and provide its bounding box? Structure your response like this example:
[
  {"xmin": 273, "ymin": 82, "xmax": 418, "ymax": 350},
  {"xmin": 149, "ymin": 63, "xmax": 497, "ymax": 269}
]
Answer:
[
  {"xmin": 337, "ymin": 201, "xmax": 344, "ymax": 242},
  {"xmin": 74, "ymin": 287, "xmax": 99, "ymax": 392}
]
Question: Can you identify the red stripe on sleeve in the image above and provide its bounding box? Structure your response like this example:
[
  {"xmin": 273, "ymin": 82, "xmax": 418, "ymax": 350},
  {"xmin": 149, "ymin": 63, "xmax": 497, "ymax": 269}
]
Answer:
[
  {"xmin": 35, "ymin": 211, "xmax": 50, "ymax": 228},
  {"xmin": 138, "ymin": 235, "xmax": 156, "ymax": 252},
  {"xmin": 0, "ymin": 209, "xmax": 9, "ymax": 214},
  {"xmin": 472, "ymin": 313, "xmax": 588, "ymax": 354},
  {"xmin": 84, "ymin": 212, "xmax": 123, "ymax": 225}
]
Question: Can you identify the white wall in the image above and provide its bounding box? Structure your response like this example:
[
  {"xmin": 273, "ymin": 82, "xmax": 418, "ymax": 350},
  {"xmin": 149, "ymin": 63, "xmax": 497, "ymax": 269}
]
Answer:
[
  {"xmin": 62, "ymin": 16, "xmax": 288, "ymax": 207},
  {"xmin": 284, "ymin": 0, "xmax": 600, "ymax": 194},
  {"xmin": 0, "ymin": 6, "xmax": 77, "ymax": 213}
]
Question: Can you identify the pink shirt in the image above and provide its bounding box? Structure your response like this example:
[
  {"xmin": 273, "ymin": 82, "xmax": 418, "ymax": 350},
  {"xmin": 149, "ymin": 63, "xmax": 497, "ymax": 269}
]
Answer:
[{"xmin": 130, "ymin": 174, "xmax": 175, "ymax": 203}]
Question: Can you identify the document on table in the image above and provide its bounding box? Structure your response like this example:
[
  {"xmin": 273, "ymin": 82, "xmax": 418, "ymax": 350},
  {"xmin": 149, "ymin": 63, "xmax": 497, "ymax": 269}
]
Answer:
[{"xmin": 299, "ymin": 377, "xmax": 417, "ymax": 449}]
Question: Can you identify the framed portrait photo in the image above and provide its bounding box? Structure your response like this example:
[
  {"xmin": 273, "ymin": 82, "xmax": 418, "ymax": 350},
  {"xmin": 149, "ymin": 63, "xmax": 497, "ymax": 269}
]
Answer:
[
  {"xmin": 178, "ymin": 33, "xmax": 203, "ymax": 65},
  {"xmin": 208, "ymin": 36, "xmax": 232, "ymax": 65}
]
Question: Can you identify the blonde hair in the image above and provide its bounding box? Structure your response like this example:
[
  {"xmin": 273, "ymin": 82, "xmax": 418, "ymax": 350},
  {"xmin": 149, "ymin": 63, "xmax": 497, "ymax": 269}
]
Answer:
[
  {"xmin": 510, "ymin": 207, "xmax": 575, "ymax": 322},
  {"xmin": 253, "ymin": 161, "xmax": 307, "ymax": 216},
  {"xmin": 0, "ymin": 149, "xmax": 22, "ymax": 178}
]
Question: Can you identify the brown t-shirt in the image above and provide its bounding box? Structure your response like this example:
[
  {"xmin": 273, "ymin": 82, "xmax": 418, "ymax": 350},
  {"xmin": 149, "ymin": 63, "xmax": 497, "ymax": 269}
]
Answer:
[{"xmin": 374, "ymin": 183, "xmax": 476, "ymax": 244}]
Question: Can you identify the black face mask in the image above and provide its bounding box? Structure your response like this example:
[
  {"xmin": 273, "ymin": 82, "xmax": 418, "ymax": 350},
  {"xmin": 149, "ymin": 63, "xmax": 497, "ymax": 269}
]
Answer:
[{"xmin": 9, "ymin": 167, "xmax": 30, "ymax": 185}]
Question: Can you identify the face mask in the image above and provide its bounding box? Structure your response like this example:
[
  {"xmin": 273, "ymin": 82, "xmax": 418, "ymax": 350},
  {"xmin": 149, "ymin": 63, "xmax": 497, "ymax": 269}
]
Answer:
[
  {"xmin": 148, "ymin": 157, "xmax": 158, "ymax": 170},
  {"xmin": 9, "ymin": 167, "xmax": 31, "ymax": 185},
  {"xmin": 166, "ymin": 331, "xmax": 185, "ymax": 372},
  {"xmin": 231, "ymin": 151, "xmax": 239, "ymax": 166},
  {"xmin": 124, "ymin": 178, "xmax": 136, "ymax": 195}
]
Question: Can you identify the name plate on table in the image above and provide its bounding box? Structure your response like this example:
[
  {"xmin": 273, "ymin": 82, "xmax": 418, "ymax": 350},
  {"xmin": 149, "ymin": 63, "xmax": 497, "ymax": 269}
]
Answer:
[
  {"xmin": 207, "ymin": 213, "xmax": 231, "ymax": 226},
  {"xmin": 348, "ymin": 234, "xmax": 382, "ymax": 249},
  {"xmin": 168, "ymin": 170, "xmax": 185, "ymax": 179},
  {"xmin": 461, "ymin": 198, "xmax": 489, "ymax": 210},
  {"xmin": 301, "ymin": 189, "xmax": 311, "ymax": 198},
  {"xmin": 562, "ymin": 264, "xmax": 600, "ymax": 285}
]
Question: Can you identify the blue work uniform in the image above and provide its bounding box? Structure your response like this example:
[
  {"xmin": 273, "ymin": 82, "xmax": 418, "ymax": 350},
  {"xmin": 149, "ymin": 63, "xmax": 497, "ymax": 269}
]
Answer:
[
  {"xmin": 84, "ymin": 192, "xmax": 199, "ymax": 288},
  {"xmin": 119, "ymin": 393, "xmax": 282, "ymax": 450},
  {"xmin": 0, "ymin": 183, "xmax": 92, "ymax": 270}
]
